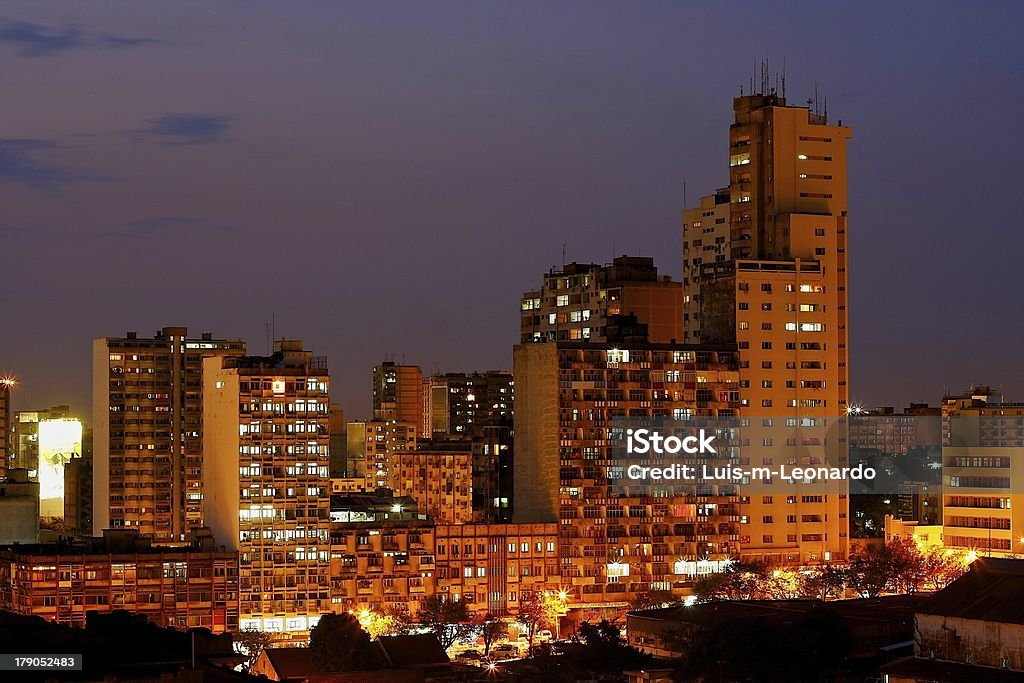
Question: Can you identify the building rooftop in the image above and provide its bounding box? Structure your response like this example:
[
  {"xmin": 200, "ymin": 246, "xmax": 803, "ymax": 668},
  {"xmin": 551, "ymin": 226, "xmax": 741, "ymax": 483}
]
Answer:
[
  {"xmin": 921, "ymin": 557, "xmax": 1024, "ymax": 625},
  {"xmin": 375, "ymin": 634, "xmax": 450, "ymax": 668}
]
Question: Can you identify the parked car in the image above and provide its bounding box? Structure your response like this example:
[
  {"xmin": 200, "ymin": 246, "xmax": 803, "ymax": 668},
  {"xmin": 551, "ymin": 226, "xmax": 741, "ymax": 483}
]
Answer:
[
  {"xmin": 455, "ymin": 650, "xmax": 482, "ymax": 664},
  {"xmin": 489, "ymin": 644, "xmax": 520, "ymax": 661},
  {"xmin": 537, "ymin": 629, "xmax": 553, "ymax": 641}
]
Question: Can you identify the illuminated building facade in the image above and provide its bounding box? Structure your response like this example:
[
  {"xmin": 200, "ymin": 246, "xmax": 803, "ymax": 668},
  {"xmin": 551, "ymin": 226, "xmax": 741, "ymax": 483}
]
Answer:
[
  {"xmin": 203, "ymin": 340, "xmax": 331, "ymax": 636},
  {"xmin": 92, "ymin": 327, "xmax": 245, "ymax": 542},
  {"xmin": 434, "ymin": 522, "xmax": 559, "ymax": 617},
  {"xmin": 520, "ymin": 256, "xmax": 684, "ymax": 345},
  {"xmin": 350, "ymin": 419, "xmax": 417, "ymax": 490},
  {"xmin": 388, "ymin": 447, "xmax": 475, "ymax": 524},
  {"xmin": 514, "ymin": 340, "xmax": 741, "ymax": 606},
  {"xmin": 682, "ymin": 188, "xmax": 731, "ymax": 343},
  {"xmin": 0, "ymin": 529, "xmax": 239, "ymax": 632},
  {"xmin": 684, "ymin": 92, "xmax": 853, "ymax": 564}
]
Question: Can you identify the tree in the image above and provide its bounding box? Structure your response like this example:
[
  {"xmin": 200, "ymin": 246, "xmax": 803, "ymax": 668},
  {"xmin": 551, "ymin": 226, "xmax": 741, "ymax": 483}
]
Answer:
[
  {"xmin": 921, "ymin": 546, "xmax": 968, "ymax": 591},
  {"xmin": 365, "ymin": 604, "xmax": 413, "ymax": 639},
  {"xmin": 801, "ymin": 563, "xmax": 848, "ymax": 601},
  {"xmin": 628, "ymin": 589, "xmax": 674, "ymax": 611},
  {"xmin": 233, "ymin": 627, "xmax": 273, "ymax": 673},
  {"xmin": 476, "ymin": 613, "xmax": 506, "ymax": 656},
  {"xmin": 516, "ymin": 592, "xmax": 563, "ymax": 648},
  {"xmin": 308, "ymin": 613, "xmax": 377, "ymax": 672},
  {"xmin": 417, "ymin": 595, "xmax": 471, "ymax": 649},
  {"xmin": 567, "ymin": 620, "xmax": 651, "ymax": 672}
]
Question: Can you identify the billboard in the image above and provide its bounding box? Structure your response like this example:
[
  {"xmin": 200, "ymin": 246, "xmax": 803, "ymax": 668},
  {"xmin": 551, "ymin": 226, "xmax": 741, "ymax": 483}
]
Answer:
[{"xmin": 37, "ymin": 418, "xmax": 82, "ymax": 517}]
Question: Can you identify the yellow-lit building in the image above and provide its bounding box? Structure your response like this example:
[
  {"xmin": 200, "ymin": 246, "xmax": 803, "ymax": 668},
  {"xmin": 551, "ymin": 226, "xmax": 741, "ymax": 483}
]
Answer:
[
  {"xmin": 0, "ymin": 528, "xmax": 239, "ymax": 632},
  {"xmin": 203, "ymin": 340, "xmax": 331, "ymax": 637},
  {"xmin": 92, "ymin": 327, "xmax": 245, "ymax": 541},
  {"xmin": 520, "ymin": 256, "xmax": 684, "ymax": 345},
  {"xmin": 514, "ymin": 339, "xmax": 741, "ymax": 606},
  {"xmin": 351, "ymin": 419, "xmax": 417, "ymax": 490},
  {"xmin": 684, "ymin": 92, "xmax": 853, "ymax": 564},
  {"xmin": 389, "ymin": 447, "xmax": 474, "ymax": 524}
]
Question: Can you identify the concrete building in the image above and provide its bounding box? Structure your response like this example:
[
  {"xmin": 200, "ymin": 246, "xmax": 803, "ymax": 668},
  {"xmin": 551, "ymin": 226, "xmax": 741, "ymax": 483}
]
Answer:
[
  {"xmin": 64, "ymin": 451, "xmax": 93, "ymax": 538},
  {"xmin": 941, "ymin": 447, "xmax": 1023, "ymax": 556},
  {"xmin": 883, "ymin": 558, "xmax": 1024, "ymax": 682},
  {"xmin": 92, "ymin": 327, "xmax": 245, "ymax": 542},
  {"xmin": 0, "ymin": 528, "xmax": 239, "ymax": 632},
  {"xmin": 514, "ymin": 339, "xmax": 741, "ymax": 606},
  {"xmin": 388, "ymin": 445, "xmax": 475, "ymax": 524},
  {"xmin": 351, "ymin": 419, "xmax": 417, "ymax": 490},
  {"xmin": 684, "ymin": 91, "xmax": 853, "ymax": 564},
  {"xmin": 520, "ymin": 256, "xmax": 684, "ymax": 345},
  {"xmin": 0, "ymin": 469, "xmax": 40, "ymax": 543},
  {"xmin": 682, "ymin": 188, "xmax": 731, "ymax": 343},
  {"xmin": 373, "ymin": 362, "xmax": 423, "ymax": 436},
  {"xmin": 203, "ymin": 340, "xmax": 331, "ymax": 636},
  {"xmin": 421, "ymin": 371, "xmax": 514, "ymax": 438},
  {"xmin": 434, "ymin": 522, "xmax": 559, "ymax": 617}
]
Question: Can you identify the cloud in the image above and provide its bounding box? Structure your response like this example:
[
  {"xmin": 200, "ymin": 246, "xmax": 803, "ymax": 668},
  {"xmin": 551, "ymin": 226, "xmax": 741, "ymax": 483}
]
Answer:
[
  {"xmin": 98, "ymin": 34, "xmax": 165, "ymax": 49},
  {"xmin": 0, "ymin": 138, "xmax": 100, "ymax": 191},
  {"xmin": 0, "ymin": 19, "xmax": 82, "ymax": 56},
  {"xmin": 141, "ymin": 114, "xmax": 232, "ymax": 145},
  {"xmin": 0, "ymin": 18, "xmax": 164, "ymax": 57}
]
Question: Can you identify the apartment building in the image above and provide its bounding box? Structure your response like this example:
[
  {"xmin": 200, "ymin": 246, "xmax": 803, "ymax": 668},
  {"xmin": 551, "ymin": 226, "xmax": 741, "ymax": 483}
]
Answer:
[
  {"xmin": 92, "ymin": 327, "xmax": 245, "ymax": 541},
  {"xmin": 203, "ymin": 340, "xmax": 332, "ymax": 636},
  {"xmin": 0, "ymin": 529, "xmax": 239, "ymax": 632},
  {"xmin": 0, "ymin": 376, "xmax": 13, "ymax": 481},
  {"xmin": 514, "ymin": 338, "xmax": 741, "ymax": 606},
  {"xmin": 388, "ymin": 446, "xmax": 475, "ymax": 524},
  {"xmin": 682, "ymin": 188, "xmax": 731, "ymax": 343},
  {"xmin": 422, "ymin": 371, "xmax": 514, "ymax": 438},
  {"xmin": 684, "ymin": 92, "xmax": 853, "ymax": 564},
  {"xmin": 373, "ymin": 362, "xmax": 423, "ymax": 435},
  {"xmin": 520, "ymin": 256, "xmax": 684, "ymax": 345},
  {"xmin": 350, "ymin": 419, "xmax": 418, "ymax": 490}
]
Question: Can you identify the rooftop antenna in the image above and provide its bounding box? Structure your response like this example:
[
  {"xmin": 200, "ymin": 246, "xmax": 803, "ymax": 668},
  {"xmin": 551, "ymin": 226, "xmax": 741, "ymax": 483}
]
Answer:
[
  {"xmin": 781, "ymin": 57, "xmax": 787, "ymax": 98},
  {"xmin": 263, "ymin": 321, "xmax": 272, "ymax": 355},
  {"xmin": 562, "ymin": 242, "xmax": 567, "ymax": 265},
  {"xmin": 683, "ymin": 179, "xmax": 687, "ymax": 208},
  {"xmin": 750, "ymin": 58, "xmax": 755, "ymax": 94}
]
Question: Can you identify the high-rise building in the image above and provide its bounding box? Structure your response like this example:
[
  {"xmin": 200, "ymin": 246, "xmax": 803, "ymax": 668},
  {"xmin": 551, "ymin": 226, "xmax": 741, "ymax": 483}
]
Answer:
[
  {"xmin": 349, "ymin": 419, "xmax": 417, "ymax": 490},
  {"xmin": 684, "ymin": 92, "xmax": 853, "ymax": 563},
  {"xmin": 682, "ymin": 188, "xmax": 731, "ymax": 343},
  {"xmin": 388, "ymin": 445, "xmax": 475, "ymax": 524},
  {"xmin": 421, "ymin": 371, "xmax": 514, "ymax": 438},
  {"xmin": 373, "ymin": 362, "xmax": 423, "ymax": 435},
  {"xmin": 520, "ymin": 256, "xmax": 684, "ymax": 345},
  {"xmin": 92, "ymin": 327, "xmax": 245, "ymax": 541},
  {"xmin": 203, "ymin": 340, "xmax": 331, "ymax": 636},
  {"xmin": 514, "ymin": 339, "xmax": 741, "ymax": 605}
]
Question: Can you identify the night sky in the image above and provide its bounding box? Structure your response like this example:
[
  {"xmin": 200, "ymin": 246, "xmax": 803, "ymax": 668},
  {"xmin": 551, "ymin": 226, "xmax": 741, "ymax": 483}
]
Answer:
[{"xmin": 2, "ymin": 1, "xmax": 1023, "ymax": 421}]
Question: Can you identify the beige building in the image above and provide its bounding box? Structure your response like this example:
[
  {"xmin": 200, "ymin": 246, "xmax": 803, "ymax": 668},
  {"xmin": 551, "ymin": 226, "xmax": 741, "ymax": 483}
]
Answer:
[
  {"xmin": 685, "ymin": 92, "xmax": 853, "ymax": 564},
  {"xmin": 0, "ymin": 376, "xmax": 13, "ymax": 481},
  {"xmin": 435, "ymin": 523, "xmax": 560, "ymax": 617},
  {"xmin": 388, "ymin": 447, "xmax": 474, "ymax": 524},
  {"xmin": 514, "ymin": 339, "xmax": 741, "ymax": 606},
  {"xmin": 203, "ymin": 340, "xmax": 332, "ymax": 636},
  {"xmin": 520, "ymin": 256, "xmax": 684, "ymax": 345},
  {"xmin": 941, "ymin": 447, "xmax": 1023, "ymax": 556},
  {"xmin": 351, "ymin": 419, "xmax": 418, "ymax": 490},
  {"xmin": 92, "ymin": 327, "xmax": 245, "ymax": 541}
]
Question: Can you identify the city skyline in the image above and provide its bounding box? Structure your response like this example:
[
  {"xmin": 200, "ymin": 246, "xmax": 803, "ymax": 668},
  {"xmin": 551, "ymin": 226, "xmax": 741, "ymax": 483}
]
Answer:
[{"xmin": 3, "ymin": 1, "xmax": 1024, "ymax": 420}]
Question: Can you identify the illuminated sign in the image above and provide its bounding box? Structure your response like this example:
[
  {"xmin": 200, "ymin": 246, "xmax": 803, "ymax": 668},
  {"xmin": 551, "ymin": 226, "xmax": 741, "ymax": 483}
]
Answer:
[{"xmin": 37, "ymin": 418, "xmax": 82, "ymax": 517}]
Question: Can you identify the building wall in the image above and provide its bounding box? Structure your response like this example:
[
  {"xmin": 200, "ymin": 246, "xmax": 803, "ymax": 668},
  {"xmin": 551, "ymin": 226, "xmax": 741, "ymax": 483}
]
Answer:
[
  {"xmin": 389, "ymin": 451, "xmax": 474, "ymax": 524},
  {"xmin": 942, "ymin": 447, "xmax": 1024, "ymax": 555},
  {"xmin": 0, "ymin": 548, "xmax": 240, "ymax": 632},
  {"xmin": 204, "ymin": 343, "xmax": 332, "ymax": 636},
  {"xmin": 515, "ymin": 341, "xmax": 742, "ymax": 605},
  {"xmin": 92, "ymin": 328, "xmax": 244, "ymax": 541},
  {"xmin": 0, "ymin": 473, "xmax": 39, "ymax": 543},
  {"xmin": 916, "ymin": 613, "xmax": 1024, "ymax": 671}
]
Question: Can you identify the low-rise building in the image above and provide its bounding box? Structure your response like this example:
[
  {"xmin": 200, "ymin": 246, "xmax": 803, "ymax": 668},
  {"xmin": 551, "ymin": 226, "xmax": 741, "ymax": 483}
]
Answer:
[{"xmin": 0, "ymin": 528, "xmax": 240, "ymax": 632}]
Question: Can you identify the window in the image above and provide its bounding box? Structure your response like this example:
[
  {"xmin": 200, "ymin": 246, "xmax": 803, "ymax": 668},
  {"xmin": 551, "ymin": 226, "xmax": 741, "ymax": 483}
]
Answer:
[{"xmin": 814, "ymin": 229, "xmax": 826, "ymax": 236}]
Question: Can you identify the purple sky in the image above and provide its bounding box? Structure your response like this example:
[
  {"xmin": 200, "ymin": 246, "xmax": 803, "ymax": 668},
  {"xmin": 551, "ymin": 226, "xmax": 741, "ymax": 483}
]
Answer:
[{"xmin": 2, "ymin": 1, "xmax": 1023, "ymax": 421}]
